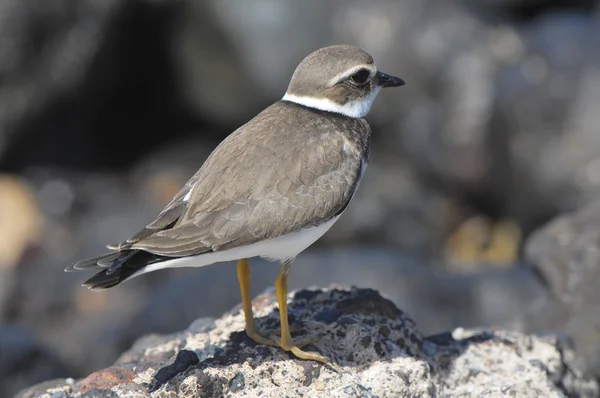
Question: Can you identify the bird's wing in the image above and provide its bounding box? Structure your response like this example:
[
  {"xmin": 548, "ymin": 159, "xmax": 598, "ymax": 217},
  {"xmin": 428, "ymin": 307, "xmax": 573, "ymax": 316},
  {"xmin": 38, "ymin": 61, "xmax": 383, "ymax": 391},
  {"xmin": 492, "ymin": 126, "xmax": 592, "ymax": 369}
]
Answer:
[
  {"xmin": 129, "ymin": 111, "xmax": 365, "ymax": 257},
  {"xmin": 107, "ymin": 168, "xmax": 204, "ymax": 250}
]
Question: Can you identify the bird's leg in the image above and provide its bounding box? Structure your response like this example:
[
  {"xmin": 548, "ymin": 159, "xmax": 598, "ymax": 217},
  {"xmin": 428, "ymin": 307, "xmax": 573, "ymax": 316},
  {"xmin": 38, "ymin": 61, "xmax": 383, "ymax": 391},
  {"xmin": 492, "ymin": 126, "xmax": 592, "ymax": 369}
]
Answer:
[
  {"xmin": 237, "ymin": 258, "xmax": 325, "ymax": 363},
  {"xmin": 237, "ymin": 258, "xmax": 302, "ymax": 343},
  {"xmin": 273, "ymin": 260, "xmax": 330, "ymax": 363},
  {"xmin": 237, "ymin": 258, "xmax": 275, "ymax": 345}
]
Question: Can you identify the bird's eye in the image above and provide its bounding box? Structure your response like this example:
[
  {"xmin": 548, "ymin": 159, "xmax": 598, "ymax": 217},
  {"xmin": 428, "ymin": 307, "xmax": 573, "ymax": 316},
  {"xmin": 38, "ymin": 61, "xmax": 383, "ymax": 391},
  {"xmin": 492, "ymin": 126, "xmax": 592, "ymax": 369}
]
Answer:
[{"xmin": 349, "ymin": 69, "xmax": 370, "ymax": 85}]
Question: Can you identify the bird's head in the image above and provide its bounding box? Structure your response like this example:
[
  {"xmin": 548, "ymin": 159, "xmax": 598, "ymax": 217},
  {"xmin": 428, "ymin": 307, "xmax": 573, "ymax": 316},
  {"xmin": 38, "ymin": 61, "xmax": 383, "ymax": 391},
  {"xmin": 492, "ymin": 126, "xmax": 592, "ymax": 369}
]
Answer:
[{"xmin": 283, "ymin": 45, "xmax": 405, "ymax": 118}]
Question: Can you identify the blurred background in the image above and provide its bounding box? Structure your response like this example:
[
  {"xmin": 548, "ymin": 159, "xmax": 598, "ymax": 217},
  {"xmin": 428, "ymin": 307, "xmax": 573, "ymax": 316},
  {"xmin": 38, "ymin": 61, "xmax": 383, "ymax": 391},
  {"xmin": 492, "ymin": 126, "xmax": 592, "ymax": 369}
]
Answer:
[{"xmin": 2, "ymin": 0, "xmax": 600, "ymax": 395}]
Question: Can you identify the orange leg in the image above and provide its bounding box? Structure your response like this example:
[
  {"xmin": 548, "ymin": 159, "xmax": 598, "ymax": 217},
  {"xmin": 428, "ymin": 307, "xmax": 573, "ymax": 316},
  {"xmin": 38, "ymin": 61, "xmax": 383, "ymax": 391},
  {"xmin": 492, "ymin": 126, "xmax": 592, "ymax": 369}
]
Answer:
[
  {"xmin": 237, "ymin": 258, "xmax": 274, "ymax": 345},
  {"xmin": 272, "ymin": 260, "xmax": 329, "ymax": 363}
]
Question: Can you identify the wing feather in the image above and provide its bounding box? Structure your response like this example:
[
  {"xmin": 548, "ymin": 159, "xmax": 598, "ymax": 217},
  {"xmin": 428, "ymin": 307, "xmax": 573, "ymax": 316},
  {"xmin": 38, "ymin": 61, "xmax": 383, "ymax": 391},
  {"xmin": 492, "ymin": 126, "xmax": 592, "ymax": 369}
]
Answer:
[{"xmin": 131, "ymin": 107, "xmax": 365, "ymax": 256}]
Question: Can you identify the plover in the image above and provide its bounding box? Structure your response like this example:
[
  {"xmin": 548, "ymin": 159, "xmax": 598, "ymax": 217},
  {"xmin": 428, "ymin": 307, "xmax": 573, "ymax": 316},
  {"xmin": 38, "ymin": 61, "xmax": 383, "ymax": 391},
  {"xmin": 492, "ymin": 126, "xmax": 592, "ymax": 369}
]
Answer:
[{"xmin": 67, "ymin": 45, "xmax": 404, "ymax": 363}]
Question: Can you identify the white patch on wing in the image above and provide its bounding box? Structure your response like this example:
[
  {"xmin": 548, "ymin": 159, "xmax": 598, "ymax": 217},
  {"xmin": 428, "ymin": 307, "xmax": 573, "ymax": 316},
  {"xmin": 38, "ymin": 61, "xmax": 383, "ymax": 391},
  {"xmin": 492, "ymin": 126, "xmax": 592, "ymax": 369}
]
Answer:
[
  {"xmin": 130, "ymin": 215, "xmax": 340, "ymax": 278},
  {"xmin": 282, "ymin": 86, "xmax": 381, "ymax": 118},
  {"xmin": 182, "ymin": 190, "xmax": 192, "ymax": 202},
  {"xmin": 342, "ymin": 136, "xmax": 356, "ymax": 153}
]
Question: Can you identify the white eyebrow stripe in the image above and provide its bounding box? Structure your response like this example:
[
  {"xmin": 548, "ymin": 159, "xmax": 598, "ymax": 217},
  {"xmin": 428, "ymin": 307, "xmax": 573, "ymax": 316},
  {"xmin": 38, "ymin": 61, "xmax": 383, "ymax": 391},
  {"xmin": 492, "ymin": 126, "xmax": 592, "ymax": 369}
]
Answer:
[{"xmin": 328, "ymin": 64, "xmax": 378, "ymax": 86}]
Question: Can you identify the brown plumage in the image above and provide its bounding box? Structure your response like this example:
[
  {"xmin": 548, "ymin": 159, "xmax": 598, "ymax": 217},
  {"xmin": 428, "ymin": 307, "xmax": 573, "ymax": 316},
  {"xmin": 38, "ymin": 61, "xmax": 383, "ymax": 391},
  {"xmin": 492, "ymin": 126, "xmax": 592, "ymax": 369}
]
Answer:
[
  {"xmin": 66, "ymin": 101, "xmax": 370, "ymax": 288},
  {"xmin": 135, "ymin": 102, "xmax": 369, "ymax": 254}
]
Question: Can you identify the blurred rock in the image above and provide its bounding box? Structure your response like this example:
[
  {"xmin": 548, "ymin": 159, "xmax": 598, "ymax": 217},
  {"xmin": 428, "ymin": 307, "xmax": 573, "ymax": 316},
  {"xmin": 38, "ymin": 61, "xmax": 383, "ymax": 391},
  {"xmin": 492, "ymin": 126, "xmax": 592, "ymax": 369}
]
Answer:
[
  {"xmin": 525, "ymin": 199, "xmax": 600, "ymax": 378},
  {"xmin": 0, "ymin": 0, "xmax": 117, "ymax": 162},
  {"xmin": 495, "ymin": 12, "xmax": 600, "ymax": 230},
  {"xmin": 3, "ymin": 169, "xmax": 167, "ymax": 380},
  {"xmin": 0, "ymin": 325, "xmax": 70, "ymax": 398},
  {"xmin": 0, "ymin": 175, "xmax": 42, "ymax": 319},
  {"xmin": 0, "ymin": 175, "xmax": 41, "ymax": 269},
  {"xmin": 383, "ymin": 6, "xmax": 600, "ymax": 238},
  {"xmin": 18, "ymin": 287, "xmax": 598, "ymax": 398},
  {"xmin": 0, "ymin": 0, "xmax": 204, "ymax": 171},
  {"xmin": 444, "ymin": 216, "xmax": 521, "ymax": 270},
  {"xmin": 172, "ymin": 1, "xmax": 270, "ymax": 125},
  {"xmin": 465, "ymin": 0, "xmax": 599, "ymax": 19}
]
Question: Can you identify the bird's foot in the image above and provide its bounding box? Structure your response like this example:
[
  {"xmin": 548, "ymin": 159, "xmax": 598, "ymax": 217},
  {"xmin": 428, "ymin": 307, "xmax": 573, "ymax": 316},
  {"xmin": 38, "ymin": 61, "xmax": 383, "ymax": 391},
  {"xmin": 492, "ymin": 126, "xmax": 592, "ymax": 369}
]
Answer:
[
  {"xmin": 245, "ymin": 324, "xmax": 303, "ymax": 345},
  {"xmin": 245, "ymin": 324, "xmax": 331, "ymax": 364},
  {"xmin": 273, "ymin": 333, "xmax": 330, "ymax": 364}
]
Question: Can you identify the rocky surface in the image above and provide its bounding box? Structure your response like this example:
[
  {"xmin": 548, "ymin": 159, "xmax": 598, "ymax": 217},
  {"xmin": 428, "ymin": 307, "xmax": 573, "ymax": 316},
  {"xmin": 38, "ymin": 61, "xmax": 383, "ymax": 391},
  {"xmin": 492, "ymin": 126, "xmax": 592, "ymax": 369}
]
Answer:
[
  {"xmin": 525, "ymin": 199, "xmax": 600, "ymax": 379},
  {"xmin": 18, "ymin": 287, "xmax": 599, "ymax": 398}
]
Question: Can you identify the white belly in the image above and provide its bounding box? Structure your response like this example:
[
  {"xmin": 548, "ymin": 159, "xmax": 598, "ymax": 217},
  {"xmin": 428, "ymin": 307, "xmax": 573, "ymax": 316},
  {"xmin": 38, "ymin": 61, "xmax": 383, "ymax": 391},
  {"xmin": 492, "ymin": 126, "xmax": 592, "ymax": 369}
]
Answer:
[{"xmin": 135, "ymin": 215, "xmax": 339, "ymax": 276}]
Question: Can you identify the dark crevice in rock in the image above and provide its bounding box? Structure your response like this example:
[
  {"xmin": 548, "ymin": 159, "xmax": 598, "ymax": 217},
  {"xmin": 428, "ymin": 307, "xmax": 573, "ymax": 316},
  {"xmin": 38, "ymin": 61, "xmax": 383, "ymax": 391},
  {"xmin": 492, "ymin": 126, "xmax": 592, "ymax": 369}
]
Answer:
[{"xmin": 147, "ymin": 350, "xmax": 199, "ymax": 393}]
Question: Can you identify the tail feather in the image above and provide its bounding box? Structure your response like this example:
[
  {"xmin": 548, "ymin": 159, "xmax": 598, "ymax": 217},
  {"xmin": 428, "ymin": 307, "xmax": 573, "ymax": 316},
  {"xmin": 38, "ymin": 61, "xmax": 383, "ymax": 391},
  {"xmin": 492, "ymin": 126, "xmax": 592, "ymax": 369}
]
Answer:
[
  {"xmin": 65, "ymin": 253, "xmax": 120, "ymax": 272},
  {"xmin": 66, "ymin": 250, "xmax": 166, "ymax": 290},
  {"xmin": 82, "ymin": 259, "xmax": 141, "ymax": 290},
  {"xmin": 104, "ymin": 251, "xmax": 137, "ymax": 274},
  {"xmin": 96, "ymin": 253, "xmax": 126, "ymax": 268}
]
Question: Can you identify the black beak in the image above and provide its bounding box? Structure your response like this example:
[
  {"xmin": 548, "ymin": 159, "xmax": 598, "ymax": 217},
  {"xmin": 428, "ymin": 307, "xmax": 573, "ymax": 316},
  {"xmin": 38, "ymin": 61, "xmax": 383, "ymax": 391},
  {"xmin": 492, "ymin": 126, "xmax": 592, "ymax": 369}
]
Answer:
[{"xmin": 377, "ymin": 71, "xmax": 405, "ymax": 88}]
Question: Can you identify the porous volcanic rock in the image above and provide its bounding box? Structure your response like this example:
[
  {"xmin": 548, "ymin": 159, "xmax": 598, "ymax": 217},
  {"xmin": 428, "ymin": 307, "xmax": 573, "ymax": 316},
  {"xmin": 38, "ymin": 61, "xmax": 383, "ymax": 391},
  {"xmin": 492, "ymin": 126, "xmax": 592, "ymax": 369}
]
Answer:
[{"xmin": 17, "ymin": 286, "xmax": 598, "ymax": 398}]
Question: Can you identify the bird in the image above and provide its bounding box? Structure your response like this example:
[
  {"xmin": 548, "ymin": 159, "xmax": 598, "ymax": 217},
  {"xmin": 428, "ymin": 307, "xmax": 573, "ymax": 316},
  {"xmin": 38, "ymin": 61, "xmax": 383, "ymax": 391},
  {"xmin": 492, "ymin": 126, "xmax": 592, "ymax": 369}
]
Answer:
[{"xmin": 66, "ymin": 45, "xmax": 405, "ymax": 363}]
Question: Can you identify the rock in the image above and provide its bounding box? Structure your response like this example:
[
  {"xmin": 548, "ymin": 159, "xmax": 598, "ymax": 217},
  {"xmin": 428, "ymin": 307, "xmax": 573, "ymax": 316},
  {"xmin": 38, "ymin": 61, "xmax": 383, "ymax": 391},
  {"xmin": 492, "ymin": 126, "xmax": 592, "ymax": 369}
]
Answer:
[
  {"xmin": 0, "ymin": 0, "xmax": 118, "ymax": 163},
  {"xmin": 443, "ymin": 216, "xmax": 522, "ymax": 269},
  {"xmin": 18, "ymin": 287, "xmax": 598, "ymax": 397},
  {"xmin": 464, "ymin": 0, "xmax": 598, "ymax": 18},
  {"xmin": 428, "ymin": 328, "xmax": 599, "ymax": 397},
  {"xmin": 492, "ymin": 12, "xmax": 600, "ymax": 231},
  {"xmin": 0, "ymin": 325, "xmax": 71, "ymax": 398},
  {"xmin": 0, "ymin": 175, "xmax": 41, "ymax": 269},
  {"xmin": 80, "ymin": 368, "xmax": 135, "ymax": 394},
  {"xmin": 4, "ymin": 170, "xmax": 166, "ymax": 378},
  {"xmin": 0, "ymin": 175, "xmax": 42, "ymax": 318},
  {"xmin": 16, "ymin": 379, "xmax": 74, "ymax": 398},
  {"xmin": 0, "ymin": 0, "xmax": 201, "ymax": 171},
  {"xmin": 525, "ymin": 199, "xmax": 600, "ymax": 378}
]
